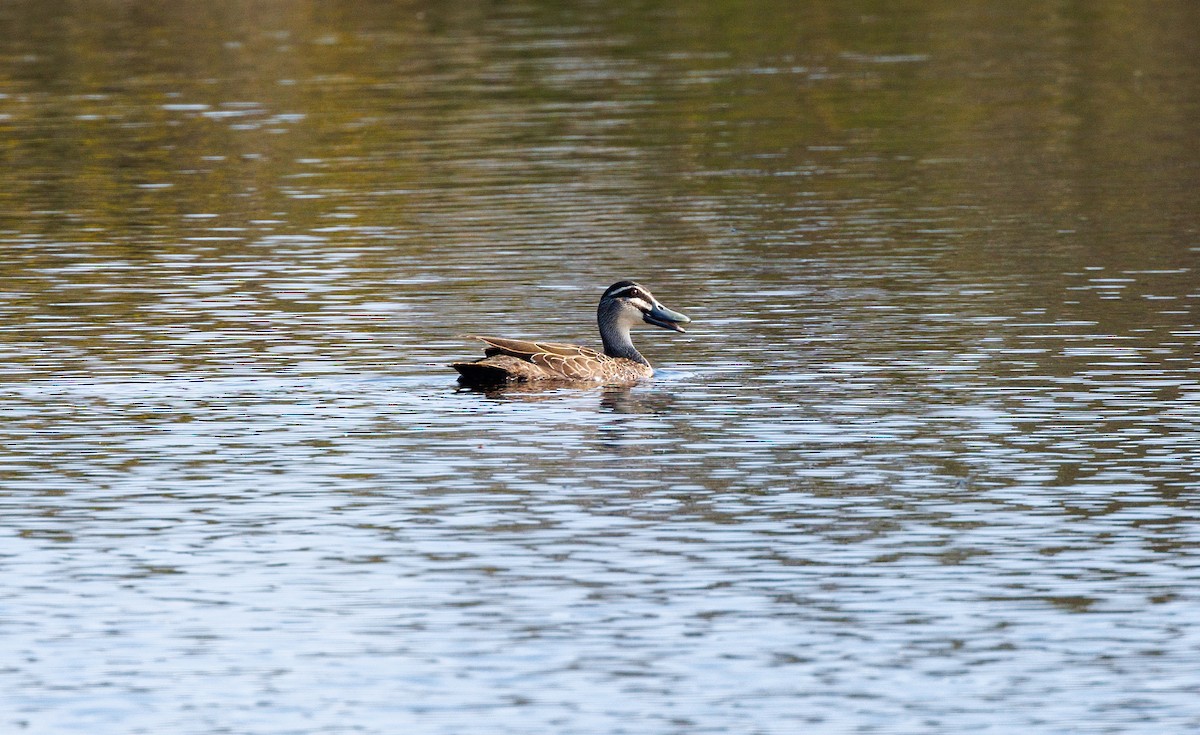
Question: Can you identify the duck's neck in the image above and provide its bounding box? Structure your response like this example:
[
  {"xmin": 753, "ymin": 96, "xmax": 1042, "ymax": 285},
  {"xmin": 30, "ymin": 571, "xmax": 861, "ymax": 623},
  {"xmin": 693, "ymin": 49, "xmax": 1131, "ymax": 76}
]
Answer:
[{"xmin": 599, "ymin": 305, "xmax": 649, "ymax": 366}]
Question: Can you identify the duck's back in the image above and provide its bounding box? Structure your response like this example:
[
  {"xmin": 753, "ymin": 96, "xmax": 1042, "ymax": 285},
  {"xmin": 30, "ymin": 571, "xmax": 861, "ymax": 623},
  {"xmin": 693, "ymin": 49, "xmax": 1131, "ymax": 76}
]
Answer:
[{"xmin": 452, "ymin": 335, "xmax": 652, "ymax": 385}]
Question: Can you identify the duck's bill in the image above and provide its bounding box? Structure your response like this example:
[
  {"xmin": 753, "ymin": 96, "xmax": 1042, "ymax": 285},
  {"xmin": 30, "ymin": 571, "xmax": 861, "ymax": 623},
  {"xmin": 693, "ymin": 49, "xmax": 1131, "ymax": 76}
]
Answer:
[{"xmin": 643, "ymin": 304, "xmax": 691, "ymax": 333}]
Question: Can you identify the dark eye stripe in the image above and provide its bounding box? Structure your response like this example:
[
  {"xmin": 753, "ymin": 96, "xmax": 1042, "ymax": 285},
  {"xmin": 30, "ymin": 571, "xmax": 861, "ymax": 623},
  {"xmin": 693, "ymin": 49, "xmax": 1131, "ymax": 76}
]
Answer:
[
  {"xmin": 604, "ymin": 284, "xmax": 636, "ymax": 298},
  {"xmin": 603, "ymin": 283, "xmax": 658, "ymax": 304}
]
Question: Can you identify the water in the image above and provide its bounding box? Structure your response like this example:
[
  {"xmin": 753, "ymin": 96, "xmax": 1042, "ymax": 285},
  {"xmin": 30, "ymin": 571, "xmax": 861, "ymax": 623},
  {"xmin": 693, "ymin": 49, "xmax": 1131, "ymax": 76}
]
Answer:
[{"xmin": 2, "ymin": 2, "xmax": 1199, "ymax": 733}]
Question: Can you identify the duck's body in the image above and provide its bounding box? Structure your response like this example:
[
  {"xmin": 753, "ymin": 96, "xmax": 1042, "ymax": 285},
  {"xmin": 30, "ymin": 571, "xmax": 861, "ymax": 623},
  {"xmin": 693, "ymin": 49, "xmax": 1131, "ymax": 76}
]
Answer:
[
  {"xmin": 451, "ymin": 281, "xmax": 690, "ymax": 386},
  {"xmin": 453, "ymin": 336, "xmax": 653, "ymax": 384}
]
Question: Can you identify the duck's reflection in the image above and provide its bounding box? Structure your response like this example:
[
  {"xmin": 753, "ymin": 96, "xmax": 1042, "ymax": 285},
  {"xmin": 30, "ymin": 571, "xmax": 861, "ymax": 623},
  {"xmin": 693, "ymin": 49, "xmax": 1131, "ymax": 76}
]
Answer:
[
  {"xmin": 598, "ymin": 385, "xmax": 677, "ymax": 415},
  {"xmin": 453, "ymin": 381, "xmax": 676, "ymax": 415}
]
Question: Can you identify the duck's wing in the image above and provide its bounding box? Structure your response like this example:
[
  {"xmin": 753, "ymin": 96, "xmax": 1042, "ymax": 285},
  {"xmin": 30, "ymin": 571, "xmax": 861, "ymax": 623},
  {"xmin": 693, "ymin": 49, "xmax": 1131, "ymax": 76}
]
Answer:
[
  {"xmin": 465, "ymin": 335, "xmax": 607, "ymax": 380},
  {"xmin": 467, "ymin": 335, "xmax": 601, "ymax": 359},
  {"xmin": 529, "ymin": 347, "xmax": 614, "ymax": 380}
]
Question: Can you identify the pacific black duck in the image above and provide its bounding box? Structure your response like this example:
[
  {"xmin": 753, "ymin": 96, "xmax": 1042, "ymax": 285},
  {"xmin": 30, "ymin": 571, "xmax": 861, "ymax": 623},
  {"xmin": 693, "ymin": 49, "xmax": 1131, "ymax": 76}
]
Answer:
[{"xmin": 451, "ymin": 281, "xmax": 691, "ymax": 385}]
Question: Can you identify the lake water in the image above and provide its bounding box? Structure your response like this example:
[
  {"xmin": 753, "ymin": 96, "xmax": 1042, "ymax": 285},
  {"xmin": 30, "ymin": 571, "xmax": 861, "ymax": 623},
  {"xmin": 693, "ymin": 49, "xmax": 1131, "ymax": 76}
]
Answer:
[{"xmin": 2, "ymin": 2, "xmax": 1199, "ymax": 733}]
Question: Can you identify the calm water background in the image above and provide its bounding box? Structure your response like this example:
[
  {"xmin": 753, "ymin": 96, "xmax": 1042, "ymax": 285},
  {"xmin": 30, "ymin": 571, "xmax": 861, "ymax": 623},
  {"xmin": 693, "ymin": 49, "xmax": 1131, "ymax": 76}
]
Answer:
[{"xmin": 2, "ymin": 1, "xmax": 1199, "ymax": 733}]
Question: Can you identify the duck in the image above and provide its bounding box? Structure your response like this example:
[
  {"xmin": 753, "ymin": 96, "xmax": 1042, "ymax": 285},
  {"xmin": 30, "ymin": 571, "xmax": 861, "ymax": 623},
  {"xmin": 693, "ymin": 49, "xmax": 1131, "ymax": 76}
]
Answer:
[{"xmin": 451, "ymin": 280, "xmax": 691, "ymax": 385}]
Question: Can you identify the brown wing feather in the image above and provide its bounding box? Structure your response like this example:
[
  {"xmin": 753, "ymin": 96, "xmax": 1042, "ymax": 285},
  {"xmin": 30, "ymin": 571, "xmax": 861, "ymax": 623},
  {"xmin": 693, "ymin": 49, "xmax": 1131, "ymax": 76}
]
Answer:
[
  {"xmin": 459, "ymin": 335, "xmax": 648, "ymax": 383},
  {"xmin": 530, "ymin": 350, "xmax": 612, "ymax": 380},
  {"xmin": 464, "ymin": 335, "xmax": 539, "ymax": 360},
  {"xmin": 467, "ymin": 335, "xmax": 604, "ymax": 374},
  {"xmin": 468, "ymin": 335, "xmax": 601, "ymax": 361}
]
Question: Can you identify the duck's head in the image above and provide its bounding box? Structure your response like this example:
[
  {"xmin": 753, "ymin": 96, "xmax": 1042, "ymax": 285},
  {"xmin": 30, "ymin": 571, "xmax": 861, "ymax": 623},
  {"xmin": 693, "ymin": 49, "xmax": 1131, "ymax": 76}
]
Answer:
[{"xmin": 599, "ymin": 280, "xmax": 691, "ymax": 333}]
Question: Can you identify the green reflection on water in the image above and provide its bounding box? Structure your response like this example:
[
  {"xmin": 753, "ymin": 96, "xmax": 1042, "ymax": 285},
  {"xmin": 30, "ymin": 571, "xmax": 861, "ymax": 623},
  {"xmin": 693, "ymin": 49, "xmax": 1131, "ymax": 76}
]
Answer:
[{"xmin": 0, "ymin": 0, "xmax": 1196, "ymax": 376}]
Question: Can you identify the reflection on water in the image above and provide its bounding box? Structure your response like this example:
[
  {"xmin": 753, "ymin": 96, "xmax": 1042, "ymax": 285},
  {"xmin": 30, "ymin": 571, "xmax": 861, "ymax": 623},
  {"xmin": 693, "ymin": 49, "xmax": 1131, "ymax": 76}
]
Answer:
[{"xmin": 3, "ymin": 1, "xmax": 1200, "ymax": 733}]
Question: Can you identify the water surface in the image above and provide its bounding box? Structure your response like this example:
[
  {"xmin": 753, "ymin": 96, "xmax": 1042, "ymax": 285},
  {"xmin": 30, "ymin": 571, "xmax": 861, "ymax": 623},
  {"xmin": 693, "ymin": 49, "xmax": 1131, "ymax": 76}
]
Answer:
[{"xmin": 2, "ymin": 1, "xmax": 1199, "ymax": 733}]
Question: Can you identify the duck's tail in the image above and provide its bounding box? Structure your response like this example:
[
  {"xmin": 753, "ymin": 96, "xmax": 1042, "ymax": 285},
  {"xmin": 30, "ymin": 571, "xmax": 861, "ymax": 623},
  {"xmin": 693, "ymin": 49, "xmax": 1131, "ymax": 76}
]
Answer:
[{"xmin": 450, "ymin": 360, "xmax": 512, "ymax": 386}]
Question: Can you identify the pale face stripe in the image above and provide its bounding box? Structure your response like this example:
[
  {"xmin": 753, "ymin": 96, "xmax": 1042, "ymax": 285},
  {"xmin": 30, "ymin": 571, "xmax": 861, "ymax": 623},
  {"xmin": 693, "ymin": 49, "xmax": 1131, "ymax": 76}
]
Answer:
[
  {"xmin": 628, "ymin": 297, "xmax": 654, "ymax": 311},
  {"xmin": 605, "ymin": 284, "xmax": 640, "ymax": 298},
  {"xmin": 605, "ymin": 284, "xmax": 657, "ymax": 309}
]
